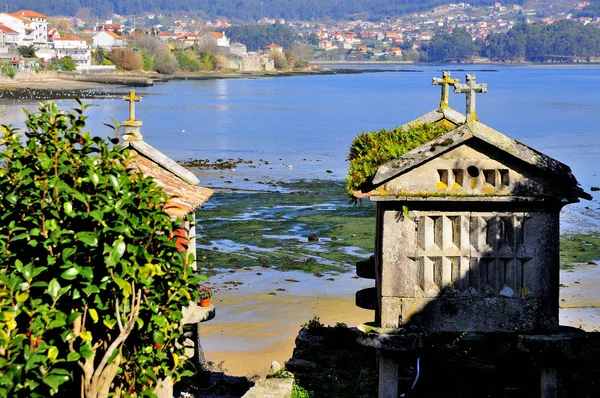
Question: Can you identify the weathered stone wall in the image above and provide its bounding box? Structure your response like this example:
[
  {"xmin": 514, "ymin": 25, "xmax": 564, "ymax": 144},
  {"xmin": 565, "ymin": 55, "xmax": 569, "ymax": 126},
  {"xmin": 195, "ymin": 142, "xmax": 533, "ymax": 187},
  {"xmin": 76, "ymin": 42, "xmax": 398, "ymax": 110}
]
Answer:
[
  {"xmin": 228, "ymin": 56, "xmax": 275, "ymax": 72},
  {"xmin": 377, "ymin": 202, "xmax": 560, "ymax": 333},
  {"xmin": 0, "ymin": 71, "xmax": 60, "ymax": 84}
]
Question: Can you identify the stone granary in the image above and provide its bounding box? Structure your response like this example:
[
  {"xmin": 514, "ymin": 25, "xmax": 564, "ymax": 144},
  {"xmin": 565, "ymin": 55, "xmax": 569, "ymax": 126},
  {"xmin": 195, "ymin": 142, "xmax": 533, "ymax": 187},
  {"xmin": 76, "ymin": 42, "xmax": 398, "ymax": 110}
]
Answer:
[
  {"xmin": 119, "ymin": 90, "xmax": 215, "ymax": 396},
  {"xmin": 120, "ymin": 90, "xmax": 213, "ymax": 264},
  {"xmin": 353, "ymin": 74, "xmax": 591, "ymax": 398}
]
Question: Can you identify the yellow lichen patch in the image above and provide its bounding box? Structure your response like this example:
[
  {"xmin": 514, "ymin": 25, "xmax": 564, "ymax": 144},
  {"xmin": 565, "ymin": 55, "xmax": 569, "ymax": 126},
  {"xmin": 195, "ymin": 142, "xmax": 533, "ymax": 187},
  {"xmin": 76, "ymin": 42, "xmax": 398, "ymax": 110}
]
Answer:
[
  {"xmin": 451, "ymin": 183, "xmax": 461, "ymax": 189},
  {"xmin": 376, "ymin": 186, "xmax": 387, "ymax": 196},
  {"xmin": 484, "ymin": 187, "xmax": 494, "ymax": 195},
  {"xmin": 470, "ymin": 178, "xmax": 478, "ymax": 189},
  {"xmin": 435, "ymin": 182, "xmax": 448, "ymax": 190},
  {"xmin": 435, "ymin": 119, "xmax": 459, "ymax": 131}
]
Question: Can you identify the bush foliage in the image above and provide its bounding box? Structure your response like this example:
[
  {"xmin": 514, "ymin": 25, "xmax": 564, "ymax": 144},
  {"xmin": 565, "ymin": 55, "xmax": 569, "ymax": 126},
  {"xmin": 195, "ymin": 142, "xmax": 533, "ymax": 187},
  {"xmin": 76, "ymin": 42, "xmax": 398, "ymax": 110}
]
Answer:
[
  {"xmin": 108, "ymin": 48, "xmax": 143, "ymax": 71},
  {"xmin": 346, "ymin": 123, "xmax": 454, "ymax": 195},
  {"xmin": 0, "ymin": 102, "xmax": 204, "ymax": 397}
]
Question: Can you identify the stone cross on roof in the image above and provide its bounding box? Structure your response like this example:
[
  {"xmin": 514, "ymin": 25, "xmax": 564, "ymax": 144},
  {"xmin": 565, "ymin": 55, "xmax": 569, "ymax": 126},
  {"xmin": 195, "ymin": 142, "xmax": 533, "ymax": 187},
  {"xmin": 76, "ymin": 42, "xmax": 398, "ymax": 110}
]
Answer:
[
  {"xmin": 432, "ymin": 71, "xmax": 460, "ymax": 110},
  {"xmin": 454, "ymin": 74, "xmax": 487, "ymax": 122},
  {"xmin": 123, "ymin": 89, "xmax": 141, "ymax": 121},
  {"xmin": 122, "ymin": 90, "xmax": 143, "ymax": 142}
]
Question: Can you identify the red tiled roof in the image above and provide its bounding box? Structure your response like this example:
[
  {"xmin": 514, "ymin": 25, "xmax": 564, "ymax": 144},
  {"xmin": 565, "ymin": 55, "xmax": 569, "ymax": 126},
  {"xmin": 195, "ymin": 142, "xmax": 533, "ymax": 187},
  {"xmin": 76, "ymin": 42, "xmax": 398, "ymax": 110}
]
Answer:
[
  {"xmin": 209, "ymin": 31, "xmax": 223, "ymax": 39},
  {"xmin": 127, "ymin": 155, "xmax": 213, "ymax": 219},
  {"xmin": 56, "ymin": 34, "xmax": 82, "ymax": 41},
  {"xmin": 99, "ymin": 31, "xmax": 122, "ymax": 39},
  {"xmin": 13, "ymin": 10, "xmax": 48, "ymax": 19},
  {"xmin": 265, "ymin": 43, "xmax": 282, "ymax": 49},
  {"xmin": 0, "ymin": 24, "xmax": 19, "ymax": 34}
]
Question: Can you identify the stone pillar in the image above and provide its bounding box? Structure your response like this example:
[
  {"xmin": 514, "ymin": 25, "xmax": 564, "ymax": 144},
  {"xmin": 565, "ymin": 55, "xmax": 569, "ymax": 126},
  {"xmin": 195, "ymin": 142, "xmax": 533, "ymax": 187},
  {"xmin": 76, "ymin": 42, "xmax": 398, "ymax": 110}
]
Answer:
[
  {"xmin": 378, "ymin": 351, "xmax": 399, "ymax": 398},
  {"xmin": 540, "ymin": 367, "xmax": 558, "ymax": 398}
]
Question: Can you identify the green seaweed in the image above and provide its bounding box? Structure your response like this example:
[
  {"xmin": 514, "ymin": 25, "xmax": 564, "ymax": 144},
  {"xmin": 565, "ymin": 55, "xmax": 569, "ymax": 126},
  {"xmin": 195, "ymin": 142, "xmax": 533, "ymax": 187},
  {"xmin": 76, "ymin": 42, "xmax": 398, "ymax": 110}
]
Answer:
[
  {"xmin": 560, "ymin": 233, "xmax": 600, "ymax": 268},
  {"xmin": 195, "ymin": 181, "xmax": 375, "ymax": 274}
]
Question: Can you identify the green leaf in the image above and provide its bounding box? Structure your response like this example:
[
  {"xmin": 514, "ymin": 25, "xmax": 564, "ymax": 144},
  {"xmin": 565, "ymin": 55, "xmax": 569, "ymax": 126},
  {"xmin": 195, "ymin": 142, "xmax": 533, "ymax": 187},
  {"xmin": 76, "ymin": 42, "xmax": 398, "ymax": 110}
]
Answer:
[
  {"xmin": 16, "ymin": 292, "xmax": 29, "ymax": 303},
  {"xmin": 47, "ymin": 346, "xmax": 59, "ymax": 360},
  {"xmin": 111, "ymin": 239, "xmax": 126, "ymax": 263},
  {"xmin": 43, "ymin": 374, "xmax": 68, "ymax": 391},
  {"xmin": 153, "ymin": 330, "xmax": 165, "ymax": 345},
  {"xmin": 89, "ymin": 172, "xmax": 99, "ymax": 186},
  {"xmin": 62, "ymin": 247, "xmax": 77, "ymax": 262},
  {"xmin": 76, "ymin": 232, "xmax": 98, "ymax": 247},
  {"xmin": 79, "ymin": 343, "xmax": 94, "ymax": 359},
  {"xmin": 47, "ymin": 278, "xmax": 61, "ymax": 300},
  {"xmin": 113, "ymin": 277, "xmax": 131, "ymax": 297},
  {"xmin": 6, "ymin": 192, "xmax": 18, "ymax": 204},
  {"xmin": 67, "ymin": 352, "xmax": 81, "ymax": 362},
  {"xmin": 60, "ymin": 267, "xmax": 79, "ymax": 280},
  {"xmin": 63, "ymin": 202, "xmax": 73, "ymax": 215}
]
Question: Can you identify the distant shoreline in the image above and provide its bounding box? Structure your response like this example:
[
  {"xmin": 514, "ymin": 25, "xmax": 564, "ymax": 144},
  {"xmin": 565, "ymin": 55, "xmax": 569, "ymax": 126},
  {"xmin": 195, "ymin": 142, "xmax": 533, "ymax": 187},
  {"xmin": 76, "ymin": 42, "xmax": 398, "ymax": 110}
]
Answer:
[{"xmin": 1, "ymin": 62, "xmax": 599, "ymax": 101}]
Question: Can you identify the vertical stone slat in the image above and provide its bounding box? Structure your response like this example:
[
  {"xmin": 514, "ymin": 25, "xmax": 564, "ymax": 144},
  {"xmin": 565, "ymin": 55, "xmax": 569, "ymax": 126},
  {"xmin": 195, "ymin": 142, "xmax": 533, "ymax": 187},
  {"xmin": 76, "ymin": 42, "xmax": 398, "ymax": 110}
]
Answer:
[
  {"xmin": 417, "ymin": 216, "xmax": 426, "ymax": 250},
  {"xmin": 469, "ymin": 258, "xmax": 480, "ymax": 291},
  {"xmin": 433, "ymin": 257, "xmax": 443, "ymax": 290}
]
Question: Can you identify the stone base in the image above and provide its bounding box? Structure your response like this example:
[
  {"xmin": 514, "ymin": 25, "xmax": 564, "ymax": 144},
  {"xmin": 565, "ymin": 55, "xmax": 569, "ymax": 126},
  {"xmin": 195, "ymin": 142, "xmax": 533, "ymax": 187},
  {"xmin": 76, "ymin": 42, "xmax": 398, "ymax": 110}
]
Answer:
[{"xmin": 357, "ymin": 323, "xmax": 424, "ymax": 351}]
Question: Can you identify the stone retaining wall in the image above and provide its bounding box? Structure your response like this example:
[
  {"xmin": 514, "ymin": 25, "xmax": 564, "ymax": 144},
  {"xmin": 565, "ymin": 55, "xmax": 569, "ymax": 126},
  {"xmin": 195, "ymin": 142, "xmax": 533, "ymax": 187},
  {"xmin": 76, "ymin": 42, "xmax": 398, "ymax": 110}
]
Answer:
[{"xmin": 0, "ymin": 71, "xmax": 61, "ymax": 84}]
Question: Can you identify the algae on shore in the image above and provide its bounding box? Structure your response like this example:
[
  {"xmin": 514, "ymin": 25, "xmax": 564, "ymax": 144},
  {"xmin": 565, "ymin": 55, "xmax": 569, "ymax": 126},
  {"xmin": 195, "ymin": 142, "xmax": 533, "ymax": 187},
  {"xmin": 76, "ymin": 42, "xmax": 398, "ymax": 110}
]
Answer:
[
  {"xmin": 195, "ymin": 181, "xmax": 375, "ymax": 274},
  {"xmin": 560, "ymin": 234, "xmax": 600, "ymax": 268}
]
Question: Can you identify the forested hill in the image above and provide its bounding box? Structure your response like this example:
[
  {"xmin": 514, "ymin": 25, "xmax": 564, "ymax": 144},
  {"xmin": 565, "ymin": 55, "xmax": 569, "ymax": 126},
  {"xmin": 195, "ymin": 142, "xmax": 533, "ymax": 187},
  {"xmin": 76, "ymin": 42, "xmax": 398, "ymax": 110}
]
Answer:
[{"xmin": 10, "ymin": 0, "xmax": 523, "ymax": 20}]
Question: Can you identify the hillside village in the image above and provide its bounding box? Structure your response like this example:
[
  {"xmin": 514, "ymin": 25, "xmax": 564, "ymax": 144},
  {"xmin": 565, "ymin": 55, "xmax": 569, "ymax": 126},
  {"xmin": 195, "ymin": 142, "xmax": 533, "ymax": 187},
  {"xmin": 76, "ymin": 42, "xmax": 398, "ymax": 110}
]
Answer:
[{"xmin": 0, "ymin": 1, "xmax": 599, "ymax": 73}]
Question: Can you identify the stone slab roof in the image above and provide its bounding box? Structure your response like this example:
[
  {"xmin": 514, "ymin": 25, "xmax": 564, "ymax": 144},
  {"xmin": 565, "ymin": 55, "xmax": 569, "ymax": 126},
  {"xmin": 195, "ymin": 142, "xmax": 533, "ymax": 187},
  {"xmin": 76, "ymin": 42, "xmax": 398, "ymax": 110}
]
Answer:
[
  {"xmin": 372, "ymin": 120, "xmax": 591, "ymax": 201},
  {"xmin": 401, "ymin": 107, "xmax": 465, "ymax": 129}
]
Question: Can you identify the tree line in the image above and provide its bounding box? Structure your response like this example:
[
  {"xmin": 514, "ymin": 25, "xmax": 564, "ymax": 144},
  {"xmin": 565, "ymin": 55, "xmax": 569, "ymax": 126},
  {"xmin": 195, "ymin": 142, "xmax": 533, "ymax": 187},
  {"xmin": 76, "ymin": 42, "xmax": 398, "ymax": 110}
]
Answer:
[
  {"xmin": 225, "ymin": 24, "xmax": 299, "ymax": 51},
  {"xmin": 10, "ymin": 0, "xmax": 520, "ymax": 20},
  {"xmin": 422, "ymin": 20, "xmax": 600, "ymax": 63}
]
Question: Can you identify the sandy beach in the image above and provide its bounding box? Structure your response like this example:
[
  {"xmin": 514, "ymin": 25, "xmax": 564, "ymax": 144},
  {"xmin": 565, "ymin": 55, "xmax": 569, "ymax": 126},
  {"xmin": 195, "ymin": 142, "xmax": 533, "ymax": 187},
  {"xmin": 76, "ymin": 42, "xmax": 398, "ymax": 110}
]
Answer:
[{"xmin": 199, "ymin": 269, "xmax": 373, "ymax": 377}]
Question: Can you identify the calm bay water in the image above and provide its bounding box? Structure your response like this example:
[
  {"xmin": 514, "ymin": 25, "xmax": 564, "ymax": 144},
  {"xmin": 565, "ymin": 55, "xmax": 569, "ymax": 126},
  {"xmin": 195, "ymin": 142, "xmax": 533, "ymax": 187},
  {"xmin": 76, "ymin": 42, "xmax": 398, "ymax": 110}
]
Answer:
[{"xmin": 2, "ymin": 65, "xmax": 600, "ymax": 230}]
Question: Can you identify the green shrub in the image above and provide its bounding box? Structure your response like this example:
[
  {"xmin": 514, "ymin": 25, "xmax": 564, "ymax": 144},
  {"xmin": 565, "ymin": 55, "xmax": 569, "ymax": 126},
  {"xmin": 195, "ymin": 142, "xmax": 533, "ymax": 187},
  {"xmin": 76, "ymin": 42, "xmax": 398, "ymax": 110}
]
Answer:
[
  {"xmin": 0, "ymin": 102, "xmax": 204, "ymax": 397},
  {"xmin": 141, "ymin": 50, "xmax": 154, "ymax": 71},
  {"xmin": 346, "ymin": 122, "xmax": 454, "ymax": 195},
  {"xmin": 291, "ymin": 384, "xmax": 312, "ymax": 398},
  {"xmin": 174, "ymin": 49, "xmax": 203, "ymax": 72},
  {"xmin": 2, "ymin": 66, "xmax": 16, "ymax": 78},
  {"xmin": 58, "ymin": 56, "xmax": 76, "ymax": 71}
]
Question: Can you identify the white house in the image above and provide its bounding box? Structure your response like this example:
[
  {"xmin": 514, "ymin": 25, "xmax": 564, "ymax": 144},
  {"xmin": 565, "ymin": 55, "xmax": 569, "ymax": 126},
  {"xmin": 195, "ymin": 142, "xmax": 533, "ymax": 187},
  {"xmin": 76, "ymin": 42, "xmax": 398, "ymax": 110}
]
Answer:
[
  {"xmin": 54, "ymin": 35, "xmax": 91, "ymax": 66},
  {"xmin": 0, "ymin": 10, "xmax": 48, "ymax": 45},
  {"xmin": 197, "ymin": 31, "xmax": 230, "ymax": 49},
  {"xmin": 92, "ymin": 30, "xmax": 124, "ymax": 50},
  {"xmin": 0, "ymin": 14, "xmax": 24, "ymax": 45},
  {"xmin": 0, "ymin": 24, "xmax": 20, "ymax": 53}
]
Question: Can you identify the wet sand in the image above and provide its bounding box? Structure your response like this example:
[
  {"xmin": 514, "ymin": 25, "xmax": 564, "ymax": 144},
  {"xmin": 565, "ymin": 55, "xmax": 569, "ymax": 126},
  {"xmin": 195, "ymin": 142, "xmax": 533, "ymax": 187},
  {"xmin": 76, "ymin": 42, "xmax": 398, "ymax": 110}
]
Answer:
[
  {"xmin": 559, "ymin": 263, "xmax": 600, "ymax": 331},
  {"xmin": 199, "ymin": 265, "xmax": 600, "ymax": 378},
  {"xmin": 199, "ymin": 269, "xmax": 373, "ymax": 377}
]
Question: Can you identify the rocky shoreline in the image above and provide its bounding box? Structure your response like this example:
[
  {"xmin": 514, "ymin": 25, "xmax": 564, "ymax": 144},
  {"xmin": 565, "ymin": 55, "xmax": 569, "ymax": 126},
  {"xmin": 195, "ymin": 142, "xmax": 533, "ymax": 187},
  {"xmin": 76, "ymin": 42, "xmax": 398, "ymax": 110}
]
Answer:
[
  {"xmin": 0, "ymin": 87, "xmax": 126, "ymax": 101},
  {"xmin": 0, "ymin": 67, "xmax": 422, "ymax": 101}
]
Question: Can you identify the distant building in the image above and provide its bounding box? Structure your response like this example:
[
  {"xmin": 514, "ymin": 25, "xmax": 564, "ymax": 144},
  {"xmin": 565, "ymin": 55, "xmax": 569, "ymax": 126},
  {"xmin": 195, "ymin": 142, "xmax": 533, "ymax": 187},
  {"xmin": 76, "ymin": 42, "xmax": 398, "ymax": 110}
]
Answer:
[
  {"xmin": 229, "ymin": 42, "xmax": 247, "ymax": 56},
  {"xmin": 197, "ymin": 31, "xmax": 230, "ymax": 48},
  {"xmin": 265, "ymin": 43, "xmax": 283, "ymax": 53},
  {"xmin": 54, "ymin": 35, "xmax": 91, "ymax": 66},
  {"xmin": 92, "ymin": 30, "xmax": 124, "ymax": 50},
  {"xmin": 158, "ymin": 31, "xmax": 176, "ymax": 42},
  {"xmin": 197, "ymin": 31, "xmax": 230, "ymax": 55},
  {"xmin": 0, "ymin": 10, "xmax": 49, "ymax": 46},
  {"xmin": 10, "ymin": 10, "xmax": 48, "ymax": 44},
  {"xmin": 0, "ymin": 24, "xmax": 20, "ymax": 53}
]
